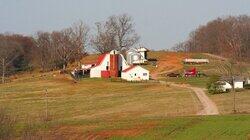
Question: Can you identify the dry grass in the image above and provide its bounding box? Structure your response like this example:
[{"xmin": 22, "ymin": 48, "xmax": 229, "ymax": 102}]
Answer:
[
  {"xmin": 209, "ymin": 90, "xmax": 250, "ymax": 114},
  {"xmin": 148, "ymin": 51, "xmax": 189, "ymax": 74},
  {"xmin": 0, "ymin": 73, "xmax": 201, "ymax": 121},
  {"xmin": 0, "ymin": 73, "xmax": 202, "ymax": 138}
]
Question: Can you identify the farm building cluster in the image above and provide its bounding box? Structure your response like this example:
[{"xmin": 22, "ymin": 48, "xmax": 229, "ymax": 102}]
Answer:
[
  {"xmin": 74, "ymin": 48, "xmax": 150, "ymax": 81},
  {"xmin": 216, "ymin": 77, "xmax": 250, "ymax": 92}
]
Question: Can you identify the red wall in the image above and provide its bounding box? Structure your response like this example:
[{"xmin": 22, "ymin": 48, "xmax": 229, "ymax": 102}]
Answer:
[
  {"xmin": 101, "ymin": 71, "xmax": 110, "ymax": 78},
  {"xmin": 110, "ymin": 54, "xmax": 119, "ymax": 77}
]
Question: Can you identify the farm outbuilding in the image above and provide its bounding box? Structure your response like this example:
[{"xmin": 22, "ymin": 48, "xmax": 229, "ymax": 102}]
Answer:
[
  {"xmin": 79, "ymin": 50, "xmax": 150, "ymax": 81},
  {"xmin": 126, "ymin": 47, "xmax": 148, "ymax": 65},
  {"xmin": 183, "ymin": 59, "xmax": 209, "ymax": 64},
  {"xmin": 234, "ymin": 80, "xmax": 244, "ymax": 89},
  {"xmin": 90, "ymin": 50, "xmax": 130, "ymax": 78},
  {"xmin": 219, "ymin": 76, "xmax": 244, "ymax": 90},
  {"xmin": 121, "ymin": 65, "xmax": 149, "ymax": 81},
  {"xmin": 245, "ymin": 78, "xmax": 250, "ymax": 85},
  {"xmin": 217, "ymin": 81, "xmax": 232, "ymax": 92}
]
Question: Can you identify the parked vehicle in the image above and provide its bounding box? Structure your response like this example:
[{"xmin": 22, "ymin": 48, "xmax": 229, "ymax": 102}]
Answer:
[
  {"xmin": 184, "ymin": 68, "xmax": 197, "ymax": 77},
  {"xmin": 167, "ymin": 73, "xmax": 181, "ymax": 77}
]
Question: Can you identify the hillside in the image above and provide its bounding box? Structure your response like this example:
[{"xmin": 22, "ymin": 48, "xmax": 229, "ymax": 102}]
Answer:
[
  {"xmin": 77, "ymin": 51, "xmax": 250, "ymax": 79},
  {"xmin": 1, "ymin": 73, "xmax": 250, "ymax": 139},
  {"xmin": 1, "ymin": 51, "xmax": 250, "ymax": 139},
  {"xmin": 0, "ymin": 72, "xmax": 202, "ymax": 139}
]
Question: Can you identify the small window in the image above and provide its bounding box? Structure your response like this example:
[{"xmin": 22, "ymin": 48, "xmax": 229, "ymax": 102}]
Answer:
[
  {"xmin": 143, "ymin": 73, "xmax": 147, "ymax": 76},
  {"xmin": 134, "ymin": 73, "xmax": 137, "ymax": 76}
]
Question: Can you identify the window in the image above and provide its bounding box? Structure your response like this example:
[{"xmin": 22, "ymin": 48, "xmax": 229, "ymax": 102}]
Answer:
[
  {"xmin": 106, "ymin": 61, "xmax": 109, "ymax": 70},
  {"xmin": 134, "ymin": 73, "xmax": 137, "ymax": 76},
  {"xmin": 143, "ymin": 73, "xmax": 147, "ymax": 76}
]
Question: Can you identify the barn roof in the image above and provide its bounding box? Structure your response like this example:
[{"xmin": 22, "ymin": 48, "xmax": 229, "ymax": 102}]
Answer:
[
  {"xmin": 122, "ymin": 65, "xmax": 136, "ymax": 73},
  {"xmin": 89, "ymin": 53, "xmax": 108, "ymax": 69},
  {"xmin": 96, "ymin": 53, "xmax": 107, "ymax": 66}
]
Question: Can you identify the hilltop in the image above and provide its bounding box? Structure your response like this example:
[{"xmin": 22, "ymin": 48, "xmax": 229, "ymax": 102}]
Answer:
[{"xmin": 75, "ymin": 51, "xmax": 250, "ymax": 78}]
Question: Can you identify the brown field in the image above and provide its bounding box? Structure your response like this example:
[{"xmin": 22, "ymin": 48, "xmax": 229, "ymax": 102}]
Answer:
[
  {"xmin": 209, "ymin": 90, "xmax": 250, "ymax": 114},
  {"xmin": 0, "ymin": 73, "xmax": 202, "ymax": 139}
]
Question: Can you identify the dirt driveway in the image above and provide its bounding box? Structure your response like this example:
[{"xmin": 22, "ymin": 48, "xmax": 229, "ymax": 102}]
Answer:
[{"xmin": 160, "ymin": 81, "xmax": 219, "ymax": 115}]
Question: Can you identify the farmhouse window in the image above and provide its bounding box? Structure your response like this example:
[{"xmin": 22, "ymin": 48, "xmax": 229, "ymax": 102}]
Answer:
[{"xmin": 143, "ymin": 73, "xmax": 147, "ymax": 76}]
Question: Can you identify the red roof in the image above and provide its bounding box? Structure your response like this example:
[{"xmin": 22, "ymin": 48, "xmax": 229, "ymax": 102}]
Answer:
[
  {"xmin": 96, "ymin": 53, "xmax": 107, "ymax": 66},
  {"xmin": 122, "ymin": 65, "xmax": 136, "ymax": 73},
  {"xmin": 90, "ymin": 53, "xmax": 108, "ymax": 69}
]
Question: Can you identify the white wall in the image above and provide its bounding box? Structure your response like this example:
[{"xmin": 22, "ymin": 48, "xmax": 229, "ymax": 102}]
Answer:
[
  {"xmin": 90, "ymin": 54, "xmax": 110, "ymax": 78},
  {"xmin": 220, "ymin": 82, "xmax": 232, "ymax": 92},
  {"xmin": 90, "ymin": 53, "xmax": 129, "ymax": 78},
  {"xmin": 119, "ymin": 54, "xmax": 130, "ymax": 70},
  {"xmin": 139, "ymin": 51, "xmax": 145, "ymax": 59},
  {"xmin": 121, "ymin": 66, "xmax": 149, "ymax": 81},
  {"xmin": 234, "ymin": 81, "xmax": 244, "ymax": 89}
]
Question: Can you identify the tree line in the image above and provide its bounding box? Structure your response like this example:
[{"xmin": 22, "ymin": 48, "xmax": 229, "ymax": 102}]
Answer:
[
  {"xmin": 0, "ymin": 14, "xmax": 139, "ymax": 83},
  {"xmin": 172, "ymin": 15, "xmax": 250, "ymax": 61}
]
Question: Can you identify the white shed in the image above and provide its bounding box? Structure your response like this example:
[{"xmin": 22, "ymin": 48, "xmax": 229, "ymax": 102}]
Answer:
[
  {"xmin": 121, "ymin": 66, "xmax": 149, "ymax": 81},
  {"xmin": 217, "ymin": 81, "xmax": 232, "ymax": 92},
  {"xmin": 234, "ymin": 81, "xmax": 244, "ymax": 89}
]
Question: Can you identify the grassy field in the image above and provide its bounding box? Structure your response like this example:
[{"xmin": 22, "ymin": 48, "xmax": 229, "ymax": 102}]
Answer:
[
  {"xmin": 0, "ymin": 72, "xmax": 202, "ymax": 139},
  {"xmin": 209, "ymin": 90, "xmax": 250, "ymax": 114},
  {"xmin": 104, "ymin": 115, "xmax": 250, "ymax": 140},
  {"xmin": 1, "ymin": 51, "xmax": 250, "ymax": 139},
  {"xmin": 163, "ymin": 77, "xmax": 210, "ymax": 88}
]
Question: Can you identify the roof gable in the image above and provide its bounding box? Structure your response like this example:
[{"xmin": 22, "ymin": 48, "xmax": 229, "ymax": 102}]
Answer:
[{"xmin": 122, "ymin": 65, "xmax": 148, "ymax": 73}]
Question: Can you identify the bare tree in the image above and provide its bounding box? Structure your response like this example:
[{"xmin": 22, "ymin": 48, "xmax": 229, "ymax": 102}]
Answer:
[
  {"xmin": 91, "ymin": 22, "xmax": 118, "ymax": 53},
  {"xmin": 52, "ymin": 22, "xmax": 89, "ymax": 70},
  {"xmin": 34, "ymin": 32, "xmax": 55, "ymax": 71},
  {"xmin": 34, "ymin": 21, "xmax": 89, "ymax": 71},
  {"xmin": 0, "ymin": 36, "xmax": 23, "ymax": 83},
  {"xmin": 217, "ymin": 22, "xmax": 244, "ymax": 113},
  {"xmin": 71, "ymin": 21, "xmax": 89, "ymax": 68},
  {"xmin": 92, "ymin": 14, "xmax": 139, "ymax": 53}
]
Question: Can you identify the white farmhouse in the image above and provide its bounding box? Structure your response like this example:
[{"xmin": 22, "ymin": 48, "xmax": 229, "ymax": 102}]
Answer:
[{"xmin": 121, "ymin": 65, "xmax": 149, "ymax": 81}]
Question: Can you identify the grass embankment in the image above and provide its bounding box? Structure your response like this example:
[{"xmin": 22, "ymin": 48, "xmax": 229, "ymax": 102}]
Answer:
[{"xmin": 0, "ymin": 73, "xmax": 201, "ymax": 138}]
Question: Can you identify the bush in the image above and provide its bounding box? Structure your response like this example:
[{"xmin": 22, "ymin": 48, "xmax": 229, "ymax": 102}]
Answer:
[
  {"xmin": 208, "ymin": 83, "xmax": 224, "ymax": 94},
  {"xmin": 207, "ymin": 75, "xmax": 221, "ymax": 94},
  {"xmin": 244, "ymin": 84, "xmax": 250, "ymax": 89}
]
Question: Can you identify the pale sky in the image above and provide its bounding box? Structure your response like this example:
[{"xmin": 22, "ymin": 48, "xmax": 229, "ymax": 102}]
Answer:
[{"xmin": 1, "ymin": 0, "xmax": 250, "ymax": 50}]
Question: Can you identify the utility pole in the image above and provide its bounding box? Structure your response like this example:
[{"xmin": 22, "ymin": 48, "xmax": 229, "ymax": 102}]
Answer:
[
  {"xmin": 45, "ymin": 89, "xmax": 48, "ymax": 121},
  {"xmin": 232, "ymin": 76, "xmax": 237, "ymax": 113},
  {"xmin": 2, "ymin": 58, "xmax": 5, "ymax": 84}
]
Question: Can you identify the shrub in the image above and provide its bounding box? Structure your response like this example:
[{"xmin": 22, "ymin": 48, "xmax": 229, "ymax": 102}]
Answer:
[
  {"xmin": 207, "ymin": 75, "xmax": 221, "ymax": 94},
  {"xmin": 244, "ymin": 84, "xmax": 250, "ymax": 89},
  {"xmin": 208, "ymin": 83, "xmax": 224, "ymax": 94}
]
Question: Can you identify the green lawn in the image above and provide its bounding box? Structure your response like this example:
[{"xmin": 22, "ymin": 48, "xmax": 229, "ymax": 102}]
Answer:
[
  {"xmin": 164, "ymin": 77, "xmax": 210, "ymax": 88},
  {"xmin": 106, "ymin": 115, "xmax": 250, "ymax": 140}
]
